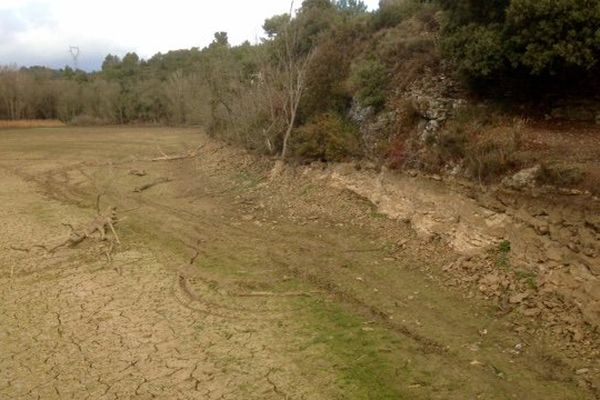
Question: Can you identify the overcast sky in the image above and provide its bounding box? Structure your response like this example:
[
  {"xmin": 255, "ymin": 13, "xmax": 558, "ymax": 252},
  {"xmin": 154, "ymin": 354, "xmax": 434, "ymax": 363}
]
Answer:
[{"xmin": 0, "ymin": 0, "xmax": 380, "ymax": 71}]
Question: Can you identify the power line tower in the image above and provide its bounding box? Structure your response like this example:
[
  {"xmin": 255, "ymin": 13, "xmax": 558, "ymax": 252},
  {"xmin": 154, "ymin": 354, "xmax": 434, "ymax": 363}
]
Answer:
[{"xmin": 69, "ymin": 46, "xmax": 80, "ymax": 70}]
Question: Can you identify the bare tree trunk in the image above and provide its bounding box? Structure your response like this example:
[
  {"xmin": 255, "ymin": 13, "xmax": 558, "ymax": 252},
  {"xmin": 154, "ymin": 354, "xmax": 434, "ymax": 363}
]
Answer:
[
  {"xmin": 278, "ymin": 12, "xmax": 314, "ymax": 161},
  {"xmin": 280, "ymin": 106, "xmax": 296, "ymax": 160},
  {"xmin": 264, "ymin": 1, "xmax": 315, "ymax": 179}
]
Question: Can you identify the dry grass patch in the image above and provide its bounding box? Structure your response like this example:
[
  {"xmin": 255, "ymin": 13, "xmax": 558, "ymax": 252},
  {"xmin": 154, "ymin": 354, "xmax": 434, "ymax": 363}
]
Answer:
[{"xmin": 0, "ymin": 119, "xmax": 65, "ymax": 129}]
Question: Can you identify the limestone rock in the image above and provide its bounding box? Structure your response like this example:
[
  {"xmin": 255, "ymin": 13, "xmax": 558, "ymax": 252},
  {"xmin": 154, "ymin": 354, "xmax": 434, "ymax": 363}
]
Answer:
[{"xmin": 502, "ymin": 165, "xmax": 541, "ymax": 190}]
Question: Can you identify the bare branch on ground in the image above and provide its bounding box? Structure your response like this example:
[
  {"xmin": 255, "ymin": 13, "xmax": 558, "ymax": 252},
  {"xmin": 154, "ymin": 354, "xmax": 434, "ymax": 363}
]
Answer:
[
  {"xmin": 151, "ymin": 145, "xmax": 205, "ymax": 162},
  {"xmin": 133, "ymin": 177, "xmax": 173, "ymax": 193}
]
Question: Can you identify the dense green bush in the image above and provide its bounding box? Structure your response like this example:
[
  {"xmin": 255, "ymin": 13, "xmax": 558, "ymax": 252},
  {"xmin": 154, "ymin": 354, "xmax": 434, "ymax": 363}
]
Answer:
[
  {"xmin": 506, "ymin": 0, "xmax": 600, "ymax": 74},
  {"xmin": 290, "ymin": 113, "xmax": 362, "ymax": 161},
  {"xmin": 373, "ymin": 0, "xmax": 425, "ymax": 29},
  {"xmin": 348, "ymin": 59, "xmax": 389, "ymax": 110},
  {"xmin": 439, "ymin": 0, "xmax": 508, "ymax": 26},
  {"xmin": 443, "ymin": 24, "xmax": 505, "ymax": 77},
  {"xmin": 301, "ymin": 39, "xmax": 353, "ymax": 120},
  {"xmin": 442, "ymin": 0, "xmax": 600, "ymax": 88}
]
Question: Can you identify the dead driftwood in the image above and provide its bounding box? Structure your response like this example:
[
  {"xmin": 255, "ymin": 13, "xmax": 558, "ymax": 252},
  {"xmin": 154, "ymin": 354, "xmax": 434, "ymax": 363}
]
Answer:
[
  {"xmin": 49, "ymin": 206, "xmax": 120, "ymax": 253},
  {"xmin": 234, "ymin": 290, "xmax": 324, "ymax": 298},
  {"xmin": 12, "ymin": 195, "xmax": 120, "ymax": 255},
  {"xmin": 128, "ymin": 169, "xmax": 147, "ymax": 177},
  {"xmin": 151, "ymin": 144, "xmax": 205, "ymax": 162},
  {"xmin": 133, "ymin": 177, "xmax": 172, "ymax": 192}
]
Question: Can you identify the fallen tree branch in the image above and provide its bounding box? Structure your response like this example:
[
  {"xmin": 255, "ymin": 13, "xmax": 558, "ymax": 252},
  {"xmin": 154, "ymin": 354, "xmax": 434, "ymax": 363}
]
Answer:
[
  {"xmin": 234, "ymin": 291, "xmax": 323, "ymax": 298},
  {"xmin": 128, "ymin": 169, "xmax": 147, "ymax": 177},
  {"xmin": 9, "ymin": 245, "xmax": 30, "ymax": 252},
  {"xmin": 48, "ymin": 206, "xmax": 120, "ymax": 252},
  {"xmin": 12, "ymin": 206, "xmax": 121, "ymax": 255},
  {"xmin": 343, "ymin": 247, "xmax": 387, "ymax": 253},
  {"xmin": 133, "ymin": 177, "xmax": 172, "ymax": 193},
  {"xmin": 10, "ymin": 244, "xmax": 50, "ymax": 252},
  {"xmin": 151, "ymin": 144, "xmax": 205, "ymax": 162}
]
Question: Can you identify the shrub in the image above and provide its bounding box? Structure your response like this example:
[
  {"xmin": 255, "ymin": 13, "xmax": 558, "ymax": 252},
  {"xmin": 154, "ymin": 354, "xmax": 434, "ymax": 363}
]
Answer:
[
  {"xmin": 505, "ymin": 0, "xmax": 600, "ymax": 75},
  {"xmin": 436, "ymin": 127, "xmax": 468, "ymax": 161},
  {"xmin": 441, "ymin": 0, "xmax": 600, "ymax": 92},
  {"xmin": 373, "ymin": 0, "xmax": 425, "ymax": 29},
  {"xmin": 465, "ymin": 126, "xmax": 522, "ymax": 182},
  {"xmin": 376, "ymin": 18, "xmax": 441, "ymax": 91},
  {"xmin": 301, "ymin": 38, "xmax": 353, "ymax": 120},
  {"xmin": 413, "ymin": 106, "xmax": 524, "ymax": 179},
  {"xmin": 393, "ymin": 98, "xmax": 421, "ymax": 130},
  {"xmin": 426, "ymin": 105, "xmax": 494, "ymax": 166},
  {"xmin": 439, "ymin": 0, "xmax": 508, "ymax": 27},
  {"xmin": 536, "ymin": 163, "xmax": 584, "ymax": 187},
  {"xmin": 442, "ymin": 24, "xmax": 505, "ymax": 77},
  {"xmin": 69, "ymin": 114, "xmax": 111, "ymax": 126},
  {"xmin": 290, "ymin": 113, "xmax": 362, "ymax": 161},
  {"xmin": 348, "ymin": 59, "xmax": 389, "ymax": 111},
  {"xmin": 496, "ymin": 239, "xmax": 512, "ymax": 269},
  {"xmin": 387, "ymin": 136, "xmax": 409, "ymax": 169}
]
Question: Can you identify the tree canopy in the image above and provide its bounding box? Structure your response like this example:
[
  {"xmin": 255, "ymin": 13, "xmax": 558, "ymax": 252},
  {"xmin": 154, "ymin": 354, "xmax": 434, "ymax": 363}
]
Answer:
[{"xmin": 442, "ymin": 0, "xmax": 600, "ymax": 90}]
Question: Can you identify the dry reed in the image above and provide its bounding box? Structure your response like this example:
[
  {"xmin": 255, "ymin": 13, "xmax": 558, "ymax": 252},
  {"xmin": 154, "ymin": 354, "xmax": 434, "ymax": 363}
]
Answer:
[{"xmin": 0, "ymin": 120, "xmax": 65, "ymax": 129}]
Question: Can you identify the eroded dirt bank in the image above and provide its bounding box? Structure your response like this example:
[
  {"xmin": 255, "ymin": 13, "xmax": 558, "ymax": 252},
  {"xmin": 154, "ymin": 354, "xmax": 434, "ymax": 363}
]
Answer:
[
  {"xmin": 0, "ymin": 127, "xmax": 598, "ymax": 399},
  {"xmin": 315, "ymin": 163, "xmax": 600, "ymax": 347}
]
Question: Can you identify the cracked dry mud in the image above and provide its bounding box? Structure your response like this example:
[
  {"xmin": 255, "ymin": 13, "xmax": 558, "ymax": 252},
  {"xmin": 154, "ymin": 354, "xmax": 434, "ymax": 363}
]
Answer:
[{"xmin": 0, "ymin": 127, "xmax": 598, "ymax": 399}]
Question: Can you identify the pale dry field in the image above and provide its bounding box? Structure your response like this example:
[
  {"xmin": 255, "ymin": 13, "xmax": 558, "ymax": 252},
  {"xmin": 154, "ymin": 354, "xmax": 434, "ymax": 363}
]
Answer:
[{"xmin": 0, "ymin": 127, "xmax": 595, "ymax": 399}]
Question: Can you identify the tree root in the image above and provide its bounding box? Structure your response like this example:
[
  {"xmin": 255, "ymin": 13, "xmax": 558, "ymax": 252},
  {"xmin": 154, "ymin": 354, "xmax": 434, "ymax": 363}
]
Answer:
[{"xmin": 133, "ymin": 177, "xmax": 172, "ymax": 193}]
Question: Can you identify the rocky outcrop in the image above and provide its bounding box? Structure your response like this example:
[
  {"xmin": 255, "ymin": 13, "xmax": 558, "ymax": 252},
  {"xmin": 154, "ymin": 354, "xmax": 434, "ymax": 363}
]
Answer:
[
  {"xmin": 349, "ymin": 101, "xmax": 396, "ymax": 159},
  {"xmin": 502, "ymin": 165, "xmax": 541, "ymax": 190},
  {"xmin": 404, "ymin": 72, "xmax": 465, "ymax": 140},
  {"xmin": 349, "ymin": 71, "xmax": 466, "ymax": 159}
]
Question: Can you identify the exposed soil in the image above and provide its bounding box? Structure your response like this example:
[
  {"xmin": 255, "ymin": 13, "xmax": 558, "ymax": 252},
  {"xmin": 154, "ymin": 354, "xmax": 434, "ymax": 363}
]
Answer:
[{"xmin": 0, "ymin": 127, "xmax": 598, "ymax": 399}]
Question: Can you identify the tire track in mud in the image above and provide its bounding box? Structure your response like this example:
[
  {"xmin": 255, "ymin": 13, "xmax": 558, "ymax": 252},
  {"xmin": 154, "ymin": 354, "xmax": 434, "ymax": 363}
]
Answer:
[{"xmin": 121, "ymin": 178, "xmax": 449, "ymax": 354}]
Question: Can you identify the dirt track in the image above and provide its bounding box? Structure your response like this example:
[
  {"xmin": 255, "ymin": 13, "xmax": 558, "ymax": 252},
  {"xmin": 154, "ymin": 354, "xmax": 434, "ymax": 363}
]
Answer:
[{"xmin": 0, "ymin": 127, "xmax": 597, "ymax": 399}]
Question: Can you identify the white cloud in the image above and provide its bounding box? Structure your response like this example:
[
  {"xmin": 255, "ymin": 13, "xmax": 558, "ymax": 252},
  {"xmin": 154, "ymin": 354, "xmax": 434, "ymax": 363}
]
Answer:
[{"xmin": 0, "ymin": 0, "xmax": 380, "ymax": 70}]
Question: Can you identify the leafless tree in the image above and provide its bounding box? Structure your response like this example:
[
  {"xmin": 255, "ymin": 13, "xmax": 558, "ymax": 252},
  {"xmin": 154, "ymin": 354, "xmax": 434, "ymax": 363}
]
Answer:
[{"xmin": 268, "ymin": 1, "xmax": 315, "ymax": 162}]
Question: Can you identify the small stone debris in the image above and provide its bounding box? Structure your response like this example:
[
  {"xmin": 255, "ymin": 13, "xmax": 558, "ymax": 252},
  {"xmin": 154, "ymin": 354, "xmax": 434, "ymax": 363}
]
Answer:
[
  {"xmin": 576, "ymin": 368, "xmax": 590, "ymax": 375},
  {"xmin": 502, "ymin": 165, "xmax": 541, "ymax": 190},
  {"xmin": 509, "ymin": 293, "xmax": 529, "ymax": 304},
  {"xmin": 522, "ymin": 307, "xmax": 541, "ymax": 317},
  {"xmin": 515, "ymin": 343, "xmax": 523, "ymax": 351}
]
